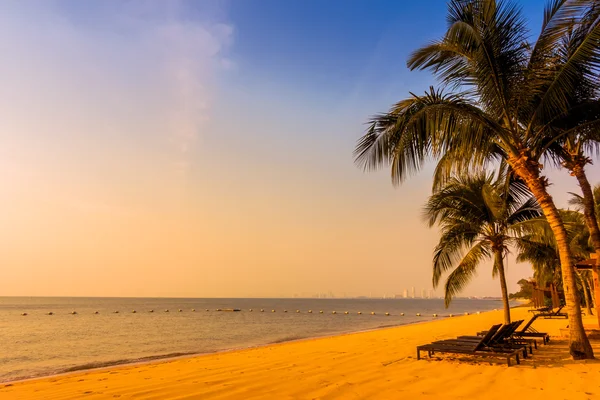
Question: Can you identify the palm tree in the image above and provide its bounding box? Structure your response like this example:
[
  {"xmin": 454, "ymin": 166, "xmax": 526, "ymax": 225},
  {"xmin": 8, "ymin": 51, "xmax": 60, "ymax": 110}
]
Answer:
[
  {"xmin": 542, "ymin": 11, "xmax": 600, "ymax": 326},
  {"xmin": 569, "ymin": 184, "xmax": 600, "ymax": 323},
  {"xmin": 569, "ymin": 184, "xmax": 600, "ymax": 219},
  {"xmin": 354, "ymin": 0, "xmax": 599, "ymax": 358},
  {"xmin": 424, "ymin": 172, "xmax": 542, "ymax": 324},
  {"xmin": 517, "ymin": 210, "xmax": 595, "ymax": 315}
]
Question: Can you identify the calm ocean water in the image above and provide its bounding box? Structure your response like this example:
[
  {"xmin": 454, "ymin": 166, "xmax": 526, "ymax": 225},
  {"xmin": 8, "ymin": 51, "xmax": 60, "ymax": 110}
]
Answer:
[{"xmin": 0, "ymin": 297, "xmax": 504, "ymax": 382}]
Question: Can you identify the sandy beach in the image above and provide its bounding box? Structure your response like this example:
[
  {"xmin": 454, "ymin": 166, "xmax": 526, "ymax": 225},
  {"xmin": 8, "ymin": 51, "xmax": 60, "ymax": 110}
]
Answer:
[{"xmin": 1, "ymin": 307, "xmax": 599, "ymax": 400}]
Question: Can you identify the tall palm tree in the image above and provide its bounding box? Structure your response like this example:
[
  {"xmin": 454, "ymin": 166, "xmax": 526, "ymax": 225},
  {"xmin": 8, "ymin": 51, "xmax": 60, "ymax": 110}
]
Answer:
[
  {"xmin": 517, "ymin": 210, "xmax": 595, "ymax": 314},
  {"xmin": 569, "ymin": 184, "xmax": 600, "ymax": 323},
  {"xmin": 354, "ymin": 0, "xmax": 600, "ymax": 358},
  {"xmin": 424, "ymin": 173, "xmax": 542, "ymax": 324},
  {"xmin": 542, "ymin": 10, "xmax": 600, "ymax": 326},
  {"xmin": 569, "ymin": 184, "xmax": 600, "ymax": 219}
]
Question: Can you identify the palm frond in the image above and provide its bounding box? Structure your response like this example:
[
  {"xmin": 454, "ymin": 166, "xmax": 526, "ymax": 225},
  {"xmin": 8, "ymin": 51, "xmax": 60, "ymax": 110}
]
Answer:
[
  {"xmin": 354, "ymin": 88, "xmax": 507, "ymax": 185},
  {"xmin": 443, "ymin": 241, "xmax": 490, "ymax": 307}
]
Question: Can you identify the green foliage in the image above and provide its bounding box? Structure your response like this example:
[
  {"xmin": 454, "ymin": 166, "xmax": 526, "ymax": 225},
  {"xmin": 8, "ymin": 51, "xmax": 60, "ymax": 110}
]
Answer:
[
  {"xmin": 515, "ymin": 209, "xmax": 594, "ymax": 286},
  {"xmin": 354, "ymin": 0, "xmax": 600, "ymax": 185},
  {"xmin": 569, "ymin": 184, "xmax": 600, "ymax": 220},
  {"xmin": 424, "ymin": 172, "xmax": 542, "ymax": 307},
  {"xmin": 509, "ymin": 279, "xmax": 533, "ymax": 300}
]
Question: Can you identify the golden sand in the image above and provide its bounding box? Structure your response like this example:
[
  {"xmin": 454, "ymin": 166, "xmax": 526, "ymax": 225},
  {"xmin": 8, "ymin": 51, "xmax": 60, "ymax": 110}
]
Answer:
[{"xmin": 2, "ymin": 307, "xmax": 599, "ymax": 399}]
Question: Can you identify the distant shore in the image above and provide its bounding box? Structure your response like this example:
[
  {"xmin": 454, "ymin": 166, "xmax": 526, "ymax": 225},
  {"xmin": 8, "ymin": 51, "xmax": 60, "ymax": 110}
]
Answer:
[{"xmin": 2, "ymin": 307, "xmax": 598, "ymax": 399}]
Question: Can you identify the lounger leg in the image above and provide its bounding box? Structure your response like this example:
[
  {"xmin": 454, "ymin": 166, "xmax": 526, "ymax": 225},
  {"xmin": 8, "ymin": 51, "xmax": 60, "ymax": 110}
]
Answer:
[
  {"xmin": 515, "ymin": 353, "xmax": 520, "ymax": 365},
  {"xmin": 533, "ymin": 341, "xmax": 537, "ymax": 350},
  {"xmin": 507, "ymin": 356, "xmax": 511, "ymax": 367},
  {"xmin": 417, "ymin": 349, "xmax": 421, "ymax": 360}
]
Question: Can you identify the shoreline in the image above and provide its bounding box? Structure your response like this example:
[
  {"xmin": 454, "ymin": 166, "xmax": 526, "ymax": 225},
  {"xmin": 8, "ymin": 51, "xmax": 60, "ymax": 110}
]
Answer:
[
  {"xmin": 1, "ymin": 313, "xmax": 464, "ymax": 385},
  {"xmin": 5, "ymin": 306, "xmax": 592, "ymax": 399}
]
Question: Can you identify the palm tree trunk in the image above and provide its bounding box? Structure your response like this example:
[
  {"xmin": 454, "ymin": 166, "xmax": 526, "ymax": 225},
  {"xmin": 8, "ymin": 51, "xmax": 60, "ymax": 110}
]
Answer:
[
  {"xmin": 586, "ymin": 276, "xmax": 595, "ymax": 308},
  {"xmin": 494, "ymin": 250, "xmax": 511, "ymax": 324},
  {"xmin": 572, "ymin": 164, "xmax": 600, "ymax": 328},
  {"xmin": 578, "ymin": 271, "xmax": 593, "ymax": 316},
  {"xmin": 510, "ymin": 155, "xmax": 593, "ymax": 359}
]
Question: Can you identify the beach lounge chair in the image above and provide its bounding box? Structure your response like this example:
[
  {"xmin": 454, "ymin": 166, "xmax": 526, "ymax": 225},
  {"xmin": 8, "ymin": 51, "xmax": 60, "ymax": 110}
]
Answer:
[
  {"xmin": 477, "ymin": 317, "xmax": 550, "ymax": 344},
  {"xmin": 452, "ymin": 321, "xmax": 533, "ymax": 355},
  {"xmin": 536, "ymin": 305, "xmax": 567, "ymax": 319},
  {"xmin": 528, "ymin": 306, "xmax": 551, "ymax": 314},
  {"xmin": 512, "ymin": 317, "xmax": 551, "ymax": 344},
  {"xmin": 416, "ymin": 324, "xmax": 523, "ymax": 366}
]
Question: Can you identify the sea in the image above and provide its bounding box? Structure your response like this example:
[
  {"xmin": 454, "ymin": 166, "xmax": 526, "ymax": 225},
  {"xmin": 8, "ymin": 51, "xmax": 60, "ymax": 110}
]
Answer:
[{"xmin": 0, "ymin": 297, "xmax": 505, "ymax": 383}]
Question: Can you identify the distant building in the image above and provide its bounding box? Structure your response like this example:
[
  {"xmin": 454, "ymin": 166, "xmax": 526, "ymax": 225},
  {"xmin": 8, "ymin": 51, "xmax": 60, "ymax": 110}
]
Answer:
[
  {"xmin": 403, "ymin": 289, "xmax": 408, "ymax": 298},
  {"xmin": 411, "ymin": 287, "xmax": 415, "ymax": 299},
  {"xmin": 428, "ymin": 289, "xmax": 434, "ymax": 299},
  {"xmin": 421, "ymin": 289, "xmax": 426, "ymax": 299}
]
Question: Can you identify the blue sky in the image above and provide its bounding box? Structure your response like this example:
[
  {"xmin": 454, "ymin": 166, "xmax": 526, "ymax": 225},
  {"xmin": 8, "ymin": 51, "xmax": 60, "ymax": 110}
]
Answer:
[{"xmin": 1, "ymin": 0, "xmax": 595, "ymax": 298}]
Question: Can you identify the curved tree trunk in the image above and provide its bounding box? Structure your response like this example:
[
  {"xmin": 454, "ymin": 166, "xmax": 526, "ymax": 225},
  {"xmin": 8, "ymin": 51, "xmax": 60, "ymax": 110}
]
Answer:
[
  {"xmin": 578, "ymin": 271, "xmax": 593, "ymax": 316},
  {"xmin": 494, "ymin": 250, "xmax": 511, "ymax": 324},
  {"xmin": 586, "ymin": 276, "xmax": 595, "ymax": 308},
  {"xmin": 510, "ymin": 155, "xmax": 594, "ymax": 359},
  {"xmin": 572, "ymin": 164, "xmax": 600, "ymax": 327}
]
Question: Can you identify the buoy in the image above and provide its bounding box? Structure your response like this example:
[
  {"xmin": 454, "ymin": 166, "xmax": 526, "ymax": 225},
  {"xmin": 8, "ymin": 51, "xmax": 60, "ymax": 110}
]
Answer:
[
  {"xmin": 284, "ymin": 310, "xmax": 287, "ymax": 313},
  {"xmin": 385, "ymin": 312, "xmax": 390, "ymax": 316},
  {"xmin": 494, "ymin": 308, "xmax": 498, "ymax": 311},
  {"xmin": 114, "ymin": 311, "xmax": 119, "ymax": 314},
  {"xmin": 165, "ymin": 310, "xmax": 169, "ymax": 313},
  {"xmin": 260, "ymin": 309, "xmax": 264, "ymax": 312},
  {"xmin": 272, "ymin": 310, "xmax": 276, "ymax": 312},
  {"xmin": 296, "ymin": 310, "xmax": 300, "ymax": 313},
  {"xmin": 48, "ymin": 312, "xmax": 53, "ymax": 315},
  {"xmin": 21, "ymin": 313, "xmax": 27, "ymax": 316},
  {"xmin": 132, "ymin": 310, "xmax": 136, "ymax": 313},
  {"xmin": 192, "ymin": 309, "xmax": 195, "ymax": 312},
  {"xmin": 249, "ymin": 309, "xmax": 252, "ymax": 312},
  {"xmin": 476, "ymin": 311, "xmax": 481, "ymax": 315},
  {"xmin": 433, "ymin": 313, "xmax": 438, "ymax": 317},
  {"xmin": 94, "ymin": 311, "xmax": 99, "ymax": 314},
  {"xmin": 371, "ymin": 312, "xmax": 376, "ymax": 315},
  {"xmin": 332, "ymin": 311, "xmax": 337, "ymax": 314},
  {"xmin": 344, "ymin": 311, "xmax": 349, "ymax": 314},
  {"xmin": 358, "ymin": 311, "xmax": 362, "ymax": 315},
  {"xmin": 206, "ymin": 309, "xmax": 210, "ymax": 311},
  {"xmin": 464, "ymin": 312, "xmax": 469, "ymax": 315},
  {"xmin": 149, "ymin": 310, "xmax": 154, "ymax": 313},
  {"xmin": 71, "ymin": 311, "xmax": 77, "ymax": 315},
  {"xmin": 416, "ymin": 313, "xmax": 421, "ymax": 316},
  {"xmin": 319, "ymin": 310, "xmax": 324, "ymax": 314},
  {"xmin": 449, "ymin": 314, "xmax": 453, "ymax": 317},
  {"xmin": 400, "ymin": 313, "xmax": 405, "ymax": 316},
  {"xmin": 179, "ymin": 309, "xmax": 182, "ymax": 312},
  {"xmin": 308, "ymin": 310, "xmax": 312, "ymax": 313}
]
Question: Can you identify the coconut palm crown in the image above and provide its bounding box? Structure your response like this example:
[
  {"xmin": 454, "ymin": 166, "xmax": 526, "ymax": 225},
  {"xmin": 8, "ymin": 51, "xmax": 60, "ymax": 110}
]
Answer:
[
  {"xmin": 424, "ymin": 172, "xmax": 542, "ymax": 323},
  {"xmin": 354, "ymin": 0, "xmax": 600, "ymax": 358}
]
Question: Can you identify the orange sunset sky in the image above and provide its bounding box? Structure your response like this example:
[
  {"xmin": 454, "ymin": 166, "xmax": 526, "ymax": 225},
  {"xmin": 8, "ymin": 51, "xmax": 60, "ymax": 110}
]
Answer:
[{"xmin": 1, "ymin": 0, "xmax": 598, "ymax": 298}]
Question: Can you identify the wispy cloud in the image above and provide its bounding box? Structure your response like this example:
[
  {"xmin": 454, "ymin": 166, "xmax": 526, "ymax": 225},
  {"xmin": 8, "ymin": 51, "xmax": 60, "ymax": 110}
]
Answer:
[{"xmin": 0, "ymin": 0, "xmax": 233, "ymax": 177}]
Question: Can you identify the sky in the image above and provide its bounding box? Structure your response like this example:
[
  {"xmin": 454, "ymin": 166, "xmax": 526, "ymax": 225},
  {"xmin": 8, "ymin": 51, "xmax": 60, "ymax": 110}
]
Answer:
[{"xmin": 1, "ymin": 0, "xmax": 598, "ymax": 298}]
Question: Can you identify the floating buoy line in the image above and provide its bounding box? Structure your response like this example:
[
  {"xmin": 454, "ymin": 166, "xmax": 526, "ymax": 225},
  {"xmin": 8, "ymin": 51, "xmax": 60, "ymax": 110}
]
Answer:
[{"xmin": 21, "ymin": 309, "xmax": 484, "ymax": 317}]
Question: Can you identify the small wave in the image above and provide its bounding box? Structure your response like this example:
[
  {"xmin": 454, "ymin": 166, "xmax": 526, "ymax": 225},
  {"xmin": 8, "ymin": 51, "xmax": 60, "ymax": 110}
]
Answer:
[
  {"xmin": 61, "ymin": 352, "xmax": 199, "ymax": 373},
  {"xmin": 0, "ymin": 352, "xmax": 203, "ymax": 383},
  {"xmin": 268, "ymin": 335, "xmax": 307, "ymax": 344}
]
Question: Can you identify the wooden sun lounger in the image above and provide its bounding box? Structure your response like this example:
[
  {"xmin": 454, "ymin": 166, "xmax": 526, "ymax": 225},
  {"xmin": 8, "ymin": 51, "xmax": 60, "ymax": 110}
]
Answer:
[
  {"xmin": 529, "ymin": 306, "xmax": 551, "ymax": 313},
  {"xmin": 530, "ymin": 305, "xmax": 567, "ymax": 319},
  {"xmin": 539, "ymin": 306, "xmax": 567, "ymax": 319},
  {"xmin": 478, "ymin": 317, "xmax": 550, "ymax": 344},
  {"xmin": 453, "ymin": 321, "xmax": 532, "ymax": 356},
  {"xmin": 416, "ymin": 324, "xmax": 522, "ymax": 366}
]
